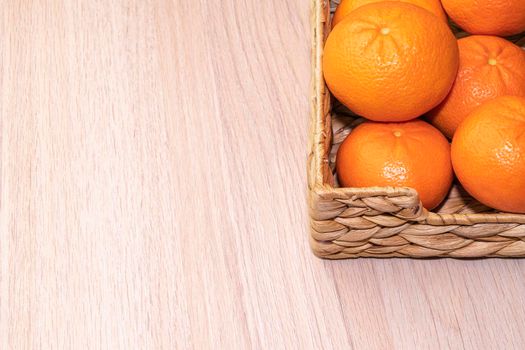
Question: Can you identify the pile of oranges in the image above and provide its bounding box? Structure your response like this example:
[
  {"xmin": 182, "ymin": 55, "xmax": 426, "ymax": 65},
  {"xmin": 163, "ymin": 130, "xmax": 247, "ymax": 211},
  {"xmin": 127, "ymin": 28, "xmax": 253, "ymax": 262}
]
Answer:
[{"xmin": 324, "ymin": 0, "xmax": 525, "ymax": 212}]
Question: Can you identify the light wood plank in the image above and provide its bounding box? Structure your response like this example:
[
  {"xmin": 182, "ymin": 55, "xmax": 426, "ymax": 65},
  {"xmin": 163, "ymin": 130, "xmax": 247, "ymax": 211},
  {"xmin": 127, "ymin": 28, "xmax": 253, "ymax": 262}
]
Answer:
[{"xmin": 0, "ymin": 1, "xmax": 524, "ymax": 349}]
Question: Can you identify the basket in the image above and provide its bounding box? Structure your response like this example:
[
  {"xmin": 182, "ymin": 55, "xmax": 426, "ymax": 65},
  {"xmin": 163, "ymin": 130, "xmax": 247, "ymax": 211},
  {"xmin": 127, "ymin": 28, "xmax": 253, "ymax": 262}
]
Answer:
[{"xmin": 308, "ymin": 0, "xmax": 525, "ymax": 258}]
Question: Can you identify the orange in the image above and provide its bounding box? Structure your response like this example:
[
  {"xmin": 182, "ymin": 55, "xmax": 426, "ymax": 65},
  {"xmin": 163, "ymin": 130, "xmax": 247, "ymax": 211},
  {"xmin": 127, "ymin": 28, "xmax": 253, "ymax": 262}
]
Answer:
[
  {"xmin": 336, "ymin": 120, "xmax": 453, "ymax": 210},
  {"xmin": 332, "ymin": 0, "xmax": 447, "ymax": 28},
  {"xmin": 441, "ymin": 0, "xmax": 525, "ymax": 36},
  {"xmin": 451, "ymin": 96, "xmax": 525, "ymax": 214},
  {"xmin": 427, "ymin": 36, "xmax": 525, "ymax": 138},
  {"xmin": 323, "ymin": 2, "xmax": 459, "ymax": 122}
]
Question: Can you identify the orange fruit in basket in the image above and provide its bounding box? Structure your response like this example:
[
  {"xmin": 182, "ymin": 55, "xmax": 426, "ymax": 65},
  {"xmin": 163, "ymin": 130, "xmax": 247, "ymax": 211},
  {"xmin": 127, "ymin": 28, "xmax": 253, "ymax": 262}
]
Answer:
[
  {"xmin": 427, "ymin": 36, "xmax": 525, "ymax": 138},
  {"xmin": 441, "ymin": 0, "xmax": 525, "ymax": 36},
  {"xmin": 336, "ymin": 120, "xmax": 453, "ymax": 210},
  {"xmin": 323, "ymin": 2, "xmax": 459, "ymax": 122},
  {"xmin": 451, "ymin": 96, "xmax": 525, "ymax": 214},
  {"xmin": 332, "ymin": 0, "xmax": 447, "ymax": 28}
]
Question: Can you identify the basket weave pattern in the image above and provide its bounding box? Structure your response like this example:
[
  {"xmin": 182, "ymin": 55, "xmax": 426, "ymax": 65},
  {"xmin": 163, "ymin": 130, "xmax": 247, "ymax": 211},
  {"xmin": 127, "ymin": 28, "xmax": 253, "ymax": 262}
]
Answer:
[{"xmin": 308, "ymin": 0, "xmax": 525, "ymax": 258}]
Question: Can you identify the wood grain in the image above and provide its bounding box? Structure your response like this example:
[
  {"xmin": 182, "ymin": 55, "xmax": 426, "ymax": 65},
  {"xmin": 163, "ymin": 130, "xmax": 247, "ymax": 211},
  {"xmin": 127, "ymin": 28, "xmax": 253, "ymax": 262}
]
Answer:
[{"xmin": 0, "ymin": 1, "xmax": 524, "ymax": 349}]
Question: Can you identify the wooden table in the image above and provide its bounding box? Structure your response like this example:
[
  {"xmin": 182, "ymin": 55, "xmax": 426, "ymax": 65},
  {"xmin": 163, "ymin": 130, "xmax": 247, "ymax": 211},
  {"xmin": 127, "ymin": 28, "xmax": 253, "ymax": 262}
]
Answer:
[{"xmin": 2, "ymin": 1, "xmax": 524, "ymax": 348}]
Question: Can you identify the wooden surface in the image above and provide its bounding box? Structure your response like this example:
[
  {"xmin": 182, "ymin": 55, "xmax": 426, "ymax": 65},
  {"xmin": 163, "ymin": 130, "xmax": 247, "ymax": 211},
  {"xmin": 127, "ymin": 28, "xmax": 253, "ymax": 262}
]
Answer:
[{"xmin": 1, "ymin": 1, "xmax": 525, "ymax": 349}]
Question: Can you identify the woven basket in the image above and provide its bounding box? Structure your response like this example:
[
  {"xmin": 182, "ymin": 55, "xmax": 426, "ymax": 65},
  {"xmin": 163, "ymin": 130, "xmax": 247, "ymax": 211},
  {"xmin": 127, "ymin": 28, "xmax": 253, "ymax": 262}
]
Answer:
[{"xmin": 308, "ymin": 0, "xmax": 525, "ymax": 258}]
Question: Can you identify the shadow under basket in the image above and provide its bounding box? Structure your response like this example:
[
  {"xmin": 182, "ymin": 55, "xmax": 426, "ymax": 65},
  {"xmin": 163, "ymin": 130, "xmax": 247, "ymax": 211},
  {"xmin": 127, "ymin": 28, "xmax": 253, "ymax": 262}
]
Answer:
[{"xmin": 308, "ymin": 0, "xmax": 525, "ymax": 258}]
